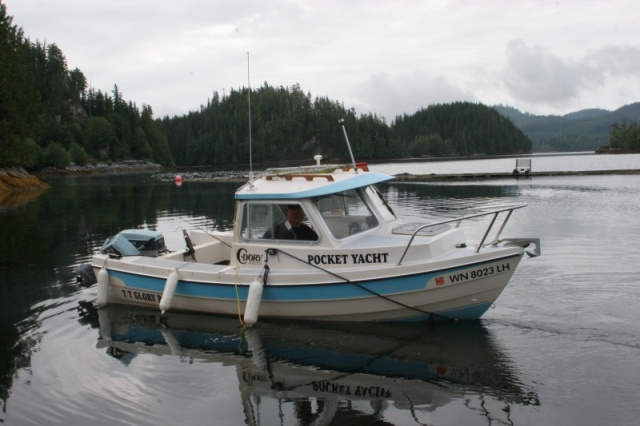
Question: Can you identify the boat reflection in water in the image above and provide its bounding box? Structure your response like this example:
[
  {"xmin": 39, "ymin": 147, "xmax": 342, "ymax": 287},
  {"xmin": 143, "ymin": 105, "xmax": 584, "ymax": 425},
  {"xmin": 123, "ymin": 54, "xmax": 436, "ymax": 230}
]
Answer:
[{"xmin": 82, "ymin": 303, "xmax": 539, "ymax": 425}]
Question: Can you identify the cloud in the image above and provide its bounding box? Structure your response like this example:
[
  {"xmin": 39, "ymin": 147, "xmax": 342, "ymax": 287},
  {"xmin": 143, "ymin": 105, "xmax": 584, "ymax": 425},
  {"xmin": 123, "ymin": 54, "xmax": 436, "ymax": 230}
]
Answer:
[
  {"xmin": 586, "ymin": 45, "xmax": 640, "ymax": 76},
  {"xmin": 355, "ymin": 71, "xmax": 475, "ymax": 121},
  {"xmin": 502, "ymin": 39, "xmax": 602, "ymax": 104},
  {"xmin": 5, "ymin": 0, "xmax": 640, "ymax": 118},
  {"xmin": 502, "ymin": 40, "xmax": 640, "ymax": 112}
]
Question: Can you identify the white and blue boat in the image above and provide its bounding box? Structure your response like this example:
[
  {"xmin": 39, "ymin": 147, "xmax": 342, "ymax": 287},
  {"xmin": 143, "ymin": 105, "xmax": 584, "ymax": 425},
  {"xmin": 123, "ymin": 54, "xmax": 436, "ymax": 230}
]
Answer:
[
  {"xmin": 78, "ymin": 125, "xmax": 540, "ymax": 325},
  {"xmin": 79, "ymin": 166, "xmax": 540, "ymax": 324}
]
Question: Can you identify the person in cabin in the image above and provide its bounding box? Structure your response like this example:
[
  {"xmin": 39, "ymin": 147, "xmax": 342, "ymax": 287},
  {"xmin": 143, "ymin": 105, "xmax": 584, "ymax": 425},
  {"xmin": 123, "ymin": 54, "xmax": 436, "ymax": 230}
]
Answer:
[{"xmin": 262, "ymin": 204, "xmax": 318, "ymax": 240}]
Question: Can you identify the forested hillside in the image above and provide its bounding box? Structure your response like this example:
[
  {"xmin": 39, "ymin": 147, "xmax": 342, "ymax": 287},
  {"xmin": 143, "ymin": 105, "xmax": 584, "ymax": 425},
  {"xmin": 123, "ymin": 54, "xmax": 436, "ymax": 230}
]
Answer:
[
  {"xmin": 0, "ymin": 4, "xmax": 172, "ymax": 170},
  {"xmin": 393, "ymin": 103, "xmax": 531, "ymax": 156},
  {"xmin": 1, "ymin": 4, "xmax": 534, "ymax": 171},
  {"xmin": 162, "ymin": 84, "xmax": 396, "ymax": 166},
  {"xmin": 494, "ymin": 103, "xmax": 640, "ymax": 152},
  {"xmin": 161, "ymin": 90, "xmax": 532, "ymax": 165}
]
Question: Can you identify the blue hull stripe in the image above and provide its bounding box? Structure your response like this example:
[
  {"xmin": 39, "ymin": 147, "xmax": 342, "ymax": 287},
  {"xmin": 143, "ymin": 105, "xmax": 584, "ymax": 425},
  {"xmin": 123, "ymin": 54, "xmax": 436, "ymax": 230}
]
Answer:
[{"xmin": 109, "ymin": 254, "xmax": 519, "ymax": 302}]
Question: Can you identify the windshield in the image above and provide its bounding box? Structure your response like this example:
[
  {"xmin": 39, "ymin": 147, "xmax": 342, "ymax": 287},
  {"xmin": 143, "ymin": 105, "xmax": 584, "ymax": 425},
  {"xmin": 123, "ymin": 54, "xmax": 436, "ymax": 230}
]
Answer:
[
  {"xmin": 365, "ymin": 185, "xmax": 396, "ymax": 221},
  {"xmin": 315, "ymin": 189, "xmax": 379, "ymax": 239}
]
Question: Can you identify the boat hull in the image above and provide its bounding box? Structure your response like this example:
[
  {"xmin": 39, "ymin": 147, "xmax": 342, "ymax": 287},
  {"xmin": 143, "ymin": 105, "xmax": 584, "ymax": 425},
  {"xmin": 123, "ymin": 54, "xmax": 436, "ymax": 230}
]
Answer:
[{"xmin": 93, "ymin": 250, "xmax": 523, "ymax": 322}]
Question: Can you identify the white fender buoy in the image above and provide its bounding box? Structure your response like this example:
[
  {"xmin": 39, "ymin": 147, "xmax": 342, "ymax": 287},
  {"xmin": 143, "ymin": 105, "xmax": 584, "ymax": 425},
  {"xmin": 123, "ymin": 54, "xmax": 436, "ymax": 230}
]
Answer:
[
  {"xmin": 96, "ymin": 266, "xmax": 109, "ymax": 307},
  {"xmin": 159, "ymin": 270, "xmax": 179, "ymax": 314},
  {"xmin": 243, "ymin": 277, "xmax": 264, "ymax": 326}
]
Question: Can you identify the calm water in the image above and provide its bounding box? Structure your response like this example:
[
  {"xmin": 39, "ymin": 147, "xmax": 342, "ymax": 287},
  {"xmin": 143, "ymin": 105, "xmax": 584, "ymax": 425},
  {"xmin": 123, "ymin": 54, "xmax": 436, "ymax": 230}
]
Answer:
[
  {"xmin": 373, "ymin": 152, "xmax": 640, "ymax": 175},
  {"xmin": 1, "ymin": 153, "xmax": 639, "ymax": 425}
]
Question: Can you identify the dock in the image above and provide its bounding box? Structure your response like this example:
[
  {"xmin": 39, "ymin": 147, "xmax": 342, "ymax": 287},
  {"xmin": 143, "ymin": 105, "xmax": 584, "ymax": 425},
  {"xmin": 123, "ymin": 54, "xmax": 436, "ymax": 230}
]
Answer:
[{"xmin": 393, "ymin": 169, "xmax": 640, "ymax": 181}]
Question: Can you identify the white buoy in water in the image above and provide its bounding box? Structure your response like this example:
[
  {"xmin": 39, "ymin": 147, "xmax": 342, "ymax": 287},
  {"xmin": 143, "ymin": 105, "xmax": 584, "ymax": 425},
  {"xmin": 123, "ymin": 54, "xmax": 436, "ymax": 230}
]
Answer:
[
  {"xmin": 96, "ymin": 266, "xmax": 109, "ymax": 307},
  {"xmin": 159, "ymin": 270, "xmax": 179, "ymax": 314},
  {"xmin": 243, "ymin": 277, "xmax": 264, "ymax": 326}
]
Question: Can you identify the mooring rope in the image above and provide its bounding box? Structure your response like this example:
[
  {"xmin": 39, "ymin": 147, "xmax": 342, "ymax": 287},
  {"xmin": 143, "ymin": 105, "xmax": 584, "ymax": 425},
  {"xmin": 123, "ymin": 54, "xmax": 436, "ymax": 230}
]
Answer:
[
  {"xmin": 267, "ymin": 247, "xmax": 454, "ymax": 321},
  {"xmin": 232, "ymin": 216, "xmax": 250, "ymax": 328}
]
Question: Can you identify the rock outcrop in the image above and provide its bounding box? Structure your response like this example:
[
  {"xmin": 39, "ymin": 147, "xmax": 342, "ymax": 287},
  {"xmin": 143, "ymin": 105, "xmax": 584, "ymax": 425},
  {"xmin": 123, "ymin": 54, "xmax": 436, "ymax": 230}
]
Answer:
[{"xmin": 0, "ymin": 166, "xmax": 50, "ymax": 193}]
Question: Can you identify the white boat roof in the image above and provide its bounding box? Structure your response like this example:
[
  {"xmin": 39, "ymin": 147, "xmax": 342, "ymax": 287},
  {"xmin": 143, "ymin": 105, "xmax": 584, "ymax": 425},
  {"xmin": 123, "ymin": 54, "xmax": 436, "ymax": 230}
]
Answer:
[{"xmin": 235, "ymin": 168, "xmax": 394, "ymax": 200}]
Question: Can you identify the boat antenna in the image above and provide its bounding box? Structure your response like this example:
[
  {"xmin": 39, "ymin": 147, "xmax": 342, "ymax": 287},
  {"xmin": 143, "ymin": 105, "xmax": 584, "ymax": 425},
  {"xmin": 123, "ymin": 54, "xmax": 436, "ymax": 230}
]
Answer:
[
  {"xmin": 247, "ymin": 52, "xmax": 254, "ymax": 188},
  {"xmin": 338, "ymin": 118, "xmax": 358, "ymax": 173}
]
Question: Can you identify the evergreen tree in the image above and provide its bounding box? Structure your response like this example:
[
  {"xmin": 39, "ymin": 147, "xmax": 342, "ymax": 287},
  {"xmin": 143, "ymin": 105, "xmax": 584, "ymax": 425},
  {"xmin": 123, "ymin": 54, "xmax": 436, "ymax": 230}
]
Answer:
[
  {"xmin": 69, "ymin": 141, "xmax": 89, "ymax": 166},
  {"xmin": 43, "ymin": 141, "xmax": 71, "ymax": 168},
  {"xmin": 0, "ymin": 4, "xmax": 40, "ymax": 166},
  {"xmin": 610, "ymin": 122, "xmax": 640, "ymax": 151},
  {"xmin": 83, "ymin": 116, "xmax": 118, "ymax": 160},
  {"xmin": 142, "ymin": 105, "xmax": 173, "ymax": 166}
]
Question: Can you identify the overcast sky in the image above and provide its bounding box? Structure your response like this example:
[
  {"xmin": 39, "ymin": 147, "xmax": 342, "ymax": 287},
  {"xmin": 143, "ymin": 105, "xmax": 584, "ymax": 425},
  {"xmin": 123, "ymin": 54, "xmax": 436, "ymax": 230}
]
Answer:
[{"xmin": 5, "ymin": 0, "xmax": 640, "ymax": 120}]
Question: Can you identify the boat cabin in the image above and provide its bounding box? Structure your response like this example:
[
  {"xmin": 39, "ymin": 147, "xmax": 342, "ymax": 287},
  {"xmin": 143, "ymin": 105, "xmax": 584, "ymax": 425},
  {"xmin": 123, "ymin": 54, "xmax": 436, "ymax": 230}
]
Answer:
[{"xmin": 236, "ymin": 167, "xmax": 397, "ymax": 246}]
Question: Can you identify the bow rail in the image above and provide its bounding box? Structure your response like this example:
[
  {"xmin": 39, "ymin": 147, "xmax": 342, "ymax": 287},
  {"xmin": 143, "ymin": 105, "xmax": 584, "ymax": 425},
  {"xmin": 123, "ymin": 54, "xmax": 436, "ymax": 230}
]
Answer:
[{"xmin": 397, "ymin": 204, "xmax": 540, "ymax": 265}]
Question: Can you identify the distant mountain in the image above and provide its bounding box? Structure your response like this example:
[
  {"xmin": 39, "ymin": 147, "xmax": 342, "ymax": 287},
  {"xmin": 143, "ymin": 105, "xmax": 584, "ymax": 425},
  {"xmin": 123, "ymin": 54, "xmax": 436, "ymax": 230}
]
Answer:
[
  {"xmin": 493, "ymin": 103, "xmax": 640, "ymax": 152},
  {"xmin": 563, "ymin": 108, "xmax": 609, "ymax": 121}
]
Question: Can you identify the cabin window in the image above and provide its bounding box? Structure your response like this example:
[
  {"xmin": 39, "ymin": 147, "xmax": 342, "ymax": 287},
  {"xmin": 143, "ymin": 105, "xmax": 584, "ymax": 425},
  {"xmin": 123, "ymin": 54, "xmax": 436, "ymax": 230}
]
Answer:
[
  {"xmin": 315, "ymin": 189, "xmax": 379, "ymax": 239},
  {"xmin": 240, "ymin": 203, "xmax": 318, "ymax": 241}
]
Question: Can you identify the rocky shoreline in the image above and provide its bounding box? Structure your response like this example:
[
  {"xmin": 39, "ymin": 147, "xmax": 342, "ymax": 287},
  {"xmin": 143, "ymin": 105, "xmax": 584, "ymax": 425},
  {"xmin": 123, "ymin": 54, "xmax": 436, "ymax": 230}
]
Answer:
[
  {"xmin": 0, "ymin": 166, "xmax": 50, "ymax": 193},
  {"xmin": 4, "ymin": 155, "xmax": 639, "ymax": 193},
  {"xmin": 34, "ymin": 160, "xmax": 164, "ymax": 177},
  {"xmin": 595, "ymin": 146, "xmax": 640, "ymax": 154},
  {"xmin": 1, "ymin": 161, "xmax": 163, "ymax": 193}
]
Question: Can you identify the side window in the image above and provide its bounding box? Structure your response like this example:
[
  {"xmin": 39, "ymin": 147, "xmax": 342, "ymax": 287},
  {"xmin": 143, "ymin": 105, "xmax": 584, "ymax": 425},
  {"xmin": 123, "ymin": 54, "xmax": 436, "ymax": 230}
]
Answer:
[
  {"xmin": 241, "ymin": 203, "xmax": 318, "ymax": 241},
  {"xmin": 240, "ymin": 204, "xmax": 285, "ymax": 240}
]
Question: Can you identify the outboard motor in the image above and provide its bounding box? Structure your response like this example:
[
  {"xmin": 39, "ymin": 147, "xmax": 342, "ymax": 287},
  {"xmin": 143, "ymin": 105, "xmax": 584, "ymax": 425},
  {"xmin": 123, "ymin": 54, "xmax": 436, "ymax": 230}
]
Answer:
[
  {"xmin": 76, "ymin": 228, "xmax": 170, "ymax": 288},
  {"xmin": 100, "ymin": 234, "xmax": 141, "ymax": 257},
  {"xmin": 99, "ymin": 229, "xmax": 168, "ymax": 258},
  {"xmin": 117, "ymin": 229, "xmax": 168, "ymax": 257},
  {"xmin": 75, "ymin": 263, "xmax": 97, "ymax": 287}
]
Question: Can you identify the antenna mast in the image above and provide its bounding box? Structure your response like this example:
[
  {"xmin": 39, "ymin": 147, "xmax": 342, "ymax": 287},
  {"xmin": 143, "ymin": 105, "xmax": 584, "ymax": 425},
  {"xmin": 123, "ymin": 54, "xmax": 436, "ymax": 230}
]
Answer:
[
  {"xmin": 248, "ymin": 52, "xmax": 254, "ymax": 187},
  {"xmin": 338, "ymin": 119, "xmax": 358, "ymax": 173}
]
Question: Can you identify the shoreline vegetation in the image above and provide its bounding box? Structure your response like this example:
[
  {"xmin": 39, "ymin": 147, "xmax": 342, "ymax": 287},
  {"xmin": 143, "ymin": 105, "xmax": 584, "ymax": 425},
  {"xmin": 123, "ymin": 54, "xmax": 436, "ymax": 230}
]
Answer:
[
  {"xmin": 0, "ymin": 161, "xmax": 163, "ymax": 193},
  {"xmin": 594, "ymin": 146, "xmax": 640, "ymax": 154},
  {"xmin": 34, "ymin": 159, "xmax": 163, "ymax": 177},
  {"xmin": 2, "ymin": 150, "xmax": 640, "ymax": 194}
]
